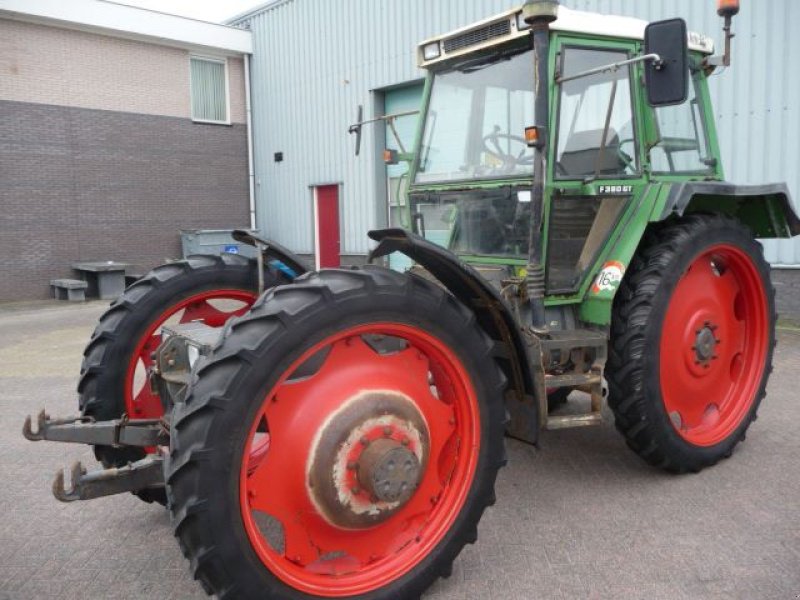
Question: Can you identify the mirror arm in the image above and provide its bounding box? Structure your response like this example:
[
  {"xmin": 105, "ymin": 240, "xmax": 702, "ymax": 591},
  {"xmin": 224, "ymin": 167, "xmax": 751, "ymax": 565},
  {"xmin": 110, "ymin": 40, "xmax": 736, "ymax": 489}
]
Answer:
[
  {"xmin": 556, "ymin": 53, "xmax": 662, "ymax": 84},
  {"xmin": 348, "ymin": 108, "xmax": 420, "ymax": 156}
]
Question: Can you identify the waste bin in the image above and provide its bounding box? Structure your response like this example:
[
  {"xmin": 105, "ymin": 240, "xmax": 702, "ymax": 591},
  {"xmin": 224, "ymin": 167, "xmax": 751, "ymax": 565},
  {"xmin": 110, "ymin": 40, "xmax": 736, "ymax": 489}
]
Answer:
[{"xmin": 180, "ymin": 229, "xmax": 260, "ymax": 259}]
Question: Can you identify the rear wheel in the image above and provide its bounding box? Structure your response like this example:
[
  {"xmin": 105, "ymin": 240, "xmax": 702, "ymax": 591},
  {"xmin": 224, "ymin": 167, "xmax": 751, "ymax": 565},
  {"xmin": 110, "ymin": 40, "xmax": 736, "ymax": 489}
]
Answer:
[
  {"xmin": 607, "ymin": 214, "xmax": 775, "ymax": 472},
  {"xmin": 167, "ymin": 267, "xmax": 507, "ymax": 599},
  {"xmin": 78, "ymin": 254, "xmax": 267, "ymax": 502}
]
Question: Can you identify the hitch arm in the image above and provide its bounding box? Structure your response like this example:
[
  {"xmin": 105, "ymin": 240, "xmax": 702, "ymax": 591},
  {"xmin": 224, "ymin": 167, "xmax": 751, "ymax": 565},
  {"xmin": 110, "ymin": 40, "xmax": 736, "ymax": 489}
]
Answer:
[
  {"xmin": 53, "ymin": 456, "xmax": 164, "ymax": 502},
  {"xmin": 23, "ymin": 410, "xmax": 169, "ymax": 447}
]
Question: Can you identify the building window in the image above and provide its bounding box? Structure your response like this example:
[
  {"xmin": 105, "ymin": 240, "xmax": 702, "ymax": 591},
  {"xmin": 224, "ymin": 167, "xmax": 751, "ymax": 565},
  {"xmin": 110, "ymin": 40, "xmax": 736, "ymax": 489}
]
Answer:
[{"xmin": 190, "ymin": 57, "xmax": 228, "ymax": 123}]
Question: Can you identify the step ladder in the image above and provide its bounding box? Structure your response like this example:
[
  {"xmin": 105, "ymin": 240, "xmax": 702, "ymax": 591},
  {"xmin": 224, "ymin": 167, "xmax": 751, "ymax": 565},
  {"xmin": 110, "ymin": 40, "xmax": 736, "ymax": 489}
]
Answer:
[{"xmin": 540, "ymin": 329, "xmax": 607, "ymax": 430}]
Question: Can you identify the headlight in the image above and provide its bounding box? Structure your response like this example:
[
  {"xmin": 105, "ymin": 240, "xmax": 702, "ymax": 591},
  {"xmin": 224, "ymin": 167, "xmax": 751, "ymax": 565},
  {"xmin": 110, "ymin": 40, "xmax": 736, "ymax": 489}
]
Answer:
[{"xmin": 422, "ymin": 42, "xmax": 441, "ymax": 60}]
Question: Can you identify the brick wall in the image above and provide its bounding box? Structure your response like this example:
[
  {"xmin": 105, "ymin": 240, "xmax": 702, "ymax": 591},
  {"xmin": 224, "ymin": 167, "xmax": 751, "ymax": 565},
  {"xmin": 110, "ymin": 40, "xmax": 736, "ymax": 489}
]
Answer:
[
  {"xmin": 0, "ymin": 100, "xmax": 249, "ymax": 301},
  {"xmin": 0, "ymin": 19, "xmax": 246, "ymax": 123},
  {"xmin": 772, "ymin": 269, "xmax": 800, "ymax": 321}
]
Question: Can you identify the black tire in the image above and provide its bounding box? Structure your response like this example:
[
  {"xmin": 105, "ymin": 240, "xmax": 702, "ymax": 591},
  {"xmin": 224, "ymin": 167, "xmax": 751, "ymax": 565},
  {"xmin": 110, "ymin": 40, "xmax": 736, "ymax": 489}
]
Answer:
[
  {"xmin": 607, "ymin": 214, "xmax": 776, "ymax": 473},
  {"xmin": 78, "ymin": 254, "xmax": 268, "ymax": 503},
  {"xmin": 166, "ymin": 266, "xmax": 507, "ymax": 599}
]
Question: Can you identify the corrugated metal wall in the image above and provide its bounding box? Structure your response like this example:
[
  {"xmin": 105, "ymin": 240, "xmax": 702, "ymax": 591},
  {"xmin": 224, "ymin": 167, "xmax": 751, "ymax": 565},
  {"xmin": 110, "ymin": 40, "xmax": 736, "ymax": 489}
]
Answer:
[{"xmin": 238, "ymin": 0, "xmax": 800, "ymax": 264}]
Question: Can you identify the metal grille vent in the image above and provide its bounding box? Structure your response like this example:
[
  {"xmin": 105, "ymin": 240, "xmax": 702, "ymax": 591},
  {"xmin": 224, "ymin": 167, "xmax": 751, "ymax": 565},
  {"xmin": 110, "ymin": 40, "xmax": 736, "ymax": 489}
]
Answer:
[{"xmin": 442, "ymin": 20, "xmax": 511, "ymax": 53}]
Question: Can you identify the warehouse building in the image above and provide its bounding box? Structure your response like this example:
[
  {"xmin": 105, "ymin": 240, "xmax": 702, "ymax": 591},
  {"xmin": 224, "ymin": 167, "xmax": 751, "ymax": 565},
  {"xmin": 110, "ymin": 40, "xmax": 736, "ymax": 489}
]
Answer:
[
  {"xmin": 0, "ymin": 0, "xmax": 253, "ymax": 301},
  {"xmin": 2, "ymin": 0, "xmax": 799, "ymax": 305},
  {"xmin": 231, "ymin": 0, "xmax": 800, "ymax": 281}
]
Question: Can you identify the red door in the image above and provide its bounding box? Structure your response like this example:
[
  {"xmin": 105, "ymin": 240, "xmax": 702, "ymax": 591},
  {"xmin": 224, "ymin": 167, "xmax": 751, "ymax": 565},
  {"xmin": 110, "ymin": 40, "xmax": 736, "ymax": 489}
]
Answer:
[{"xmin": 314, "ymin": 185, "xmax": 340, "ymax": 268}]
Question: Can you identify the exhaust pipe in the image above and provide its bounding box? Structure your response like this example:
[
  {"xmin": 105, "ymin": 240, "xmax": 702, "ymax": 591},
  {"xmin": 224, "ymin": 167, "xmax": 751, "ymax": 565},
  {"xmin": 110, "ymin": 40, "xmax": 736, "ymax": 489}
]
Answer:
[{"xmin": 522, "ymin": 0, "xmax": 559, "ymax": 334}]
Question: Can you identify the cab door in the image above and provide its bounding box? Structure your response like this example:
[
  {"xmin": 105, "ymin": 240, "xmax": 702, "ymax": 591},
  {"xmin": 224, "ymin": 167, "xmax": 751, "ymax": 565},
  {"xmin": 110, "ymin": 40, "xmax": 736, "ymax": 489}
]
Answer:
[{"xmin": 544, "ymin": 37, "xmax": 648, "ymax": 299}]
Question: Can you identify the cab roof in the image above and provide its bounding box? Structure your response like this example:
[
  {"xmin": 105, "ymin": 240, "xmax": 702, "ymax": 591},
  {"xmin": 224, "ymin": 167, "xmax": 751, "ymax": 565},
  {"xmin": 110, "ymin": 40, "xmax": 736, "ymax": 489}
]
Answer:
[{"xmin": 418, "ymin": 5, "xmax": 714, "ymax": 68}]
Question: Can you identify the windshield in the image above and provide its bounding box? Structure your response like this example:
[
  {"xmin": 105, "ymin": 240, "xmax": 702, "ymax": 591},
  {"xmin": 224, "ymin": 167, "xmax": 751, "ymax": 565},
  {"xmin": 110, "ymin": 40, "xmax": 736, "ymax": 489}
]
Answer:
[{"xmin": 416, "ymin": 48, "xmax": 535, "ymax": 184}]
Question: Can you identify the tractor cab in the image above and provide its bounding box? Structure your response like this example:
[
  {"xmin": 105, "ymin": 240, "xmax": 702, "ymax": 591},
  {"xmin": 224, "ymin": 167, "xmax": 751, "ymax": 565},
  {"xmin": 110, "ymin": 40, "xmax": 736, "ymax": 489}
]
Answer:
[{"xmin": 406, "ymin": 5, "xmax": 718, "ymax": 300}]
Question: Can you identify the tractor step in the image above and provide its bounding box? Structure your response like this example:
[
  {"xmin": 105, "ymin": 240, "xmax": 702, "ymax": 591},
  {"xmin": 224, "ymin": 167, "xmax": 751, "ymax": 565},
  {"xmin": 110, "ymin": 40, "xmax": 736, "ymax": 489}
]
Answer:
[
  {"xmin": 541, "ymin": 329, "xmax": 607, "ymax": 367},
  {"xmin": 544, "ymin": 366, "xmax": 605, "ymax": 430},
  {"xmin": 23, "ymin": 410, "xmax": 169, "ymax": 447},
  {"xmin": 544, "ymin": 371, "xmax": 602, "ymax": 388},
  {"xmin": 540, "ymin": 328, "xmax": 607, "ymax": 350},
  {"xmin": 541, "ymin": 328, "xmax": 607, "ymax": 431},
  {"xmin": 545, "ymin": 412, "xmax": 603, "ymax": 430},
  {"xmin": 52, "ymin": 455, "xmax": 164, "ymax": 502}
]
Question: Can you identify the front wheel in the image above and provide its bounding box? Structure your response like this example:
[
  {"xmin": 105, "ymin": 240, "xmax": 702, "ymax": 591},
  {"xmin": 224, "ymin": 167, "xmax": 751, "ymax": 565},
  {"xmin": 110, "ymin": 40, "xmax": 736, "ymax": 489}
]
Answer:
[
  {"xmin": 167, "ymin": 267, "xmax": 507, "ymax": 599},
  {"xmin": 607, "ymin": 214, "xmax": 775, "ymax": 472}
]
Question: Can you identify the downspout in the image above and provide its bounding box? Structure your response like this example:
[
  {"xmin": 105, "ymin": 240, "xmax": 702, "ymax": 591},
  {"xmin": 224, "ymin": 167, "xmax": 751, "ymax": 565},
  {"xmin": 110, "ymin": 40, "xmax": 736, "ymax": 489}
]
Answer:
[
  {"xmin": 244, "ymin": 53, "xmax": 257, "ymax": 231},
  {"xmin": 522, "ymin": 0, "xmax": 559, "ymax": 333}
]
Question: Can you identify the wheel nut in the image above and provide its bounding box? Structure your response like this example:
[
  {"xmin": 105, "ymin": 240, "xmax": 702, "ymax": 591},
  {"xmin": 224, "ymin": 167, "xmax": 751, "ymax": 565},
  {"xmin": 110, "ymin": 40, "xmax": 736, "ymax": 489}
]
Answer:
[
  {"xmin": 383, "ymin": 426, "xmax": 392, "ymax": 437},
  {"xmin": 360, "ymin": 436, "xmax": 370, "ymax": 447}
]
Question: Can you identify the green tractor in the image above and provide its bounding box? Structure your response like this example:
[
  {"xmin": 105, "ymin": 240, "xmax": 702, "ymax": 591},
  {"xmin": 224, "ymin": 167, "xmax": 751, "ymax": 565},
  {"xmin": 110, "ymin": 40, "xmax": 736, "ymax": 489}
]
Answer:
[{"xmin": 24, "ymin": 1, "xmax": 800, "ymax": 598}]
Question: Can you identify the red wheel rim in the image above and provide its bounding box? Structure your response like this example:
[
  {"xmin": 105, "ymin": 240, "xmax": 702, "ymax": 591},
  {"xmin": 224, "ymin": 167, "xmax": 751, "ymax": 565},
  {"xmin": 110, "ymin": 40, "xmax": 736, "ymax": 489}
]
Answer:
[
  {"xmin": 125, "ymin": 289, "xmax": 256, "ymax": 420},
  {"xmin": 659, "ymin": 244, "xmax": 768, "ymax": 446},
  {"xmin": 239, "ymin": 323, "xmax": 481, "ymax": 597}
]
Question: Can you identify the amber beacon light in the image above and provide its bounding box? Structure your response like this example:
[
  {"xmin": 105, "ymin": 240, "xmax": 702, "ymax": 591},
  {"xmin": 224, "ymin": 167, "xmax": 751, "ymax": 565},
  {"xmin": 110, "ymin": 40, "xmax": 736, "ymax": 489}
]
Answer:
[{"xmin": 716, "ymin": 0, "xmax": 740, "ymax": 18}]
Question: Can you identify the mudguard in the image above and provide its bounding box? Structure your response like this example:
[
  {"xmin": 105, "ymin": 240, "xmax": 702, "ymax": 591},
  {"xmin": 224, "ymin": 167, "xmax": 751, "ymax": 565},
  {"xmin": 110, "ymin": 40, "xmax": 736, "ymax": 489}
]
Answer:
[
  {"xmin": 233, "ymin": 229, "xmax": 308, "ymax": 278},
  {"xmin": 659, "ymin": 182, "xmax": 800, "ymax": 238},
  {"xmin": 368, "ymin": 228, "xmax": 539, "ymax": 443}
]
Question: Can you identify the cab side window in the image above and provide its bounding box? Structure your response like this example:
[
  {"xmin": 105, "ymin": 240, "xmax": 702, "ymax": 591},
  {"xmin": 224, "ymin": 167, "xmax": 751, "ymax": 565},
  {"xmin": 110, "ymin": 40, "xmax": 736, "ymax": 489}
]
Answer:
[
  {"xmin": 649, "ymin": 76, "xmax": 714, "ymax": 175},
  {"xmin": 556, "ymin": 47, "xmax": 638, "ymax": 180}
]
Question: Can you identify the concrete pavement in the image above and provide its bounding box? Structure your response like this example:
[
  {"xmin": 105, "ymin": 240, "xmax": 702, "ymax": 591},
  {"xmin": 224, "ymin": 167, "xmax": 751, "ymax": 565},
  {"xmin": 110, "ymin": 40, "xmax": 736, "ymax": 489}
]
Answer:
[{"xmin": 1, "ymin": 300, "xmax": 798, "ymax": 600}]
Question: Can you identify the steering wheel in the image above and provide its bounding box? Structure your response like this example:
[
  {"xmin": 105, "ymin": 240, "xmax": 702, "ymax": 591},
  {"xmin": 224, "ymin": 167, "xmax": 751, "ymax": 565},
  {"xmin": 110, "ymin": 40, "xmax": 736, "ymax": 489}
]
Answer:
[{"xmin": 482, "ymin": 127, "xmax": 534, "ymax": 169}]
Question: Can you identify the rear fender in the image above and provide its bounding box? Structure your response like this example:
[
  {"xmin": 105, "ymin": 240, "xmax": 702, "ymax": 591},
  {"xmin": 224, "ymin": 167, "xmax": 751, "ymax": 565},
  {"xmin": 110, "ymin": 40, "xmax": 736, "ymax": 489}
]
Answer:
[
  {"xmin": 658, "ymin": 182, "xmax": 800, "ymax": 238},
  {"xmin": 368, "ymin": 228, "xmax": 539, "ymax": 443}
]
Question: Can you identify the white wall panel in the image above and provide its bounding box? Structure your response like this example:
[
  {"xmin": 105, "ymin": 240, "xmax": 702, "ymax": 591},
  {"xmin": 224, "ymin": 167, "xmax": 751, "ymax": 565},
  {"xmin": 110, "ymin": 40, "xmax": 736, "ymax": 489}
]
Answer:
[{"xmin": 238, "ymin": 0, "xmax": 800, "ymax": 264}]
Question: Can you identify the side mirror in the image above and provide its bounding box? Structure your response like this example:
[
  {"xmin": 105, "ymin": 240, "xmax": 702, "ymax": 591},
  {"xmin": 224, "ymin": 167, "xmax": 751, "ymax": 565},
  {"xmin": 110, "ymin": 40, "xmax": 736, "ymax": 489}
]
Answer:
[{"xmin": 644, "ymin": 18, "xmax": 689, "ymax": 106}]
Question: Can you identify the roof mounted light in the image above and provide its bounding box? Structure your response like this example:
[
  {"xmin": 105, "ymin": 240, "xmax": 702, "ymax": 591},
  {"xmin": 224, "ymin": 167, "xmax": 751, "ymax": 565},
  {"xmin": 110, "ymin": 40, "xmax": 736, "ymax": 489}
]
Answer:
[
  {"xmin": 716, "ymin": 0, "xmax": 740, "ymax": 18},
  {"xmin": 422, "ymin": 41, "xmax": 441, "ymax": 61},
  {"xmin": 521, "ymin": 0, "xmax": 559, "ymax": 26},
  {"xmin": 706, "ymin": 0, "xmax": 740, "ymax": 69}
]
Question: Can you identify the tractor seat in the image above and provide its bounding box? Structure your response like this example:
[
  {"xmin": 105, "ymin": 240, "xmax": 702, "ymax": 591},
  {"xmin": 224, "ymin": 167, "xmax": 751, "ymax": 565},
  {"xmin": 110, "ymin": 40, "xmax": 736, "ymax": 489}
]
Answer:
[{"xmin": 558, "ymin": 128, "xmax": 626, "ymax": 178}]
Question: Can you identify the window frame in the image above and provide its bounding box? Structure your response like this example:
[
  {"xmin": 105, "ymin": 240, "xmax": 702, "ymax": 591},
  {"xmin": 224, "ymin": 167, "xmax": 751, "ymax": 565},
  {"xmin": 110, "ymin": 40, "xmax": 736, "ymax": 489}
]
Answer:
[
  {"xmin": 189, "ymin": 55, "xmax": 231, "ymax": 125},
  {"xmin": 552, "ymin": 44, "xmax": 642, "ymax": 182}
]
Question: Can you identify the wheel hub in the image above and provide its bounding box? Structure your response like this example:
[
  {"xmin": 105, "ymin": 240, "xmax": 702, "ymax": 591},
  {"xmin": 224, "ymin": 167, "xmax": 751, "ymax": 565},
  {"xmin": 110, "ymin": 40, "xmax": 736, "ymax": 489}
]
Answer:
[
  {"xmin": 357, "ymin": 439, "xmax": 421, "ymax": 504},
  {"xmin": 307, "ymin": 391, "xmax": 429, "ymax": 529},
  {"xmin": 693, "ymin": 321, "xmax": 720, "ymax": 365}
]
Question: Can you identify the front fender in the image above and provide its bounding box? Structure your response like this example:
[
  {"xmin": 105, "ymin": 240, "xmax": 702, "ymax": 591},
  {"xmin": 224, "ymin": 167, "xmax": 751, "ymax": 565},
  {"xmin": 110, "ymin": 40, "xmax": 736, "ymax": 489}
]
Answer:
[
  {"xmin": 233, "ymin": 229, "xmax": 308, "ymax": 278},
  {"xmin": 368, "ymin": 228, "xmax": 539, "ymax": 443}
]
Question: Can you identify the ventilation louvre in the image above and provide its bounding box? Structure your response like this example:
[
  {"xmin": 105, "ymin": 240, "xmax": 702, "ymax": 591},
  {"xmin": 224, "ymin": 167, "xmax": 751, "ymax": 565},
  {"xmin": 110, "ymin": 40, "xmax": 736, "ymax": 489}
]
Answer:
[{"xmin": 442, "ymin": 20, "xmax": 512, "ymax": 54}]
